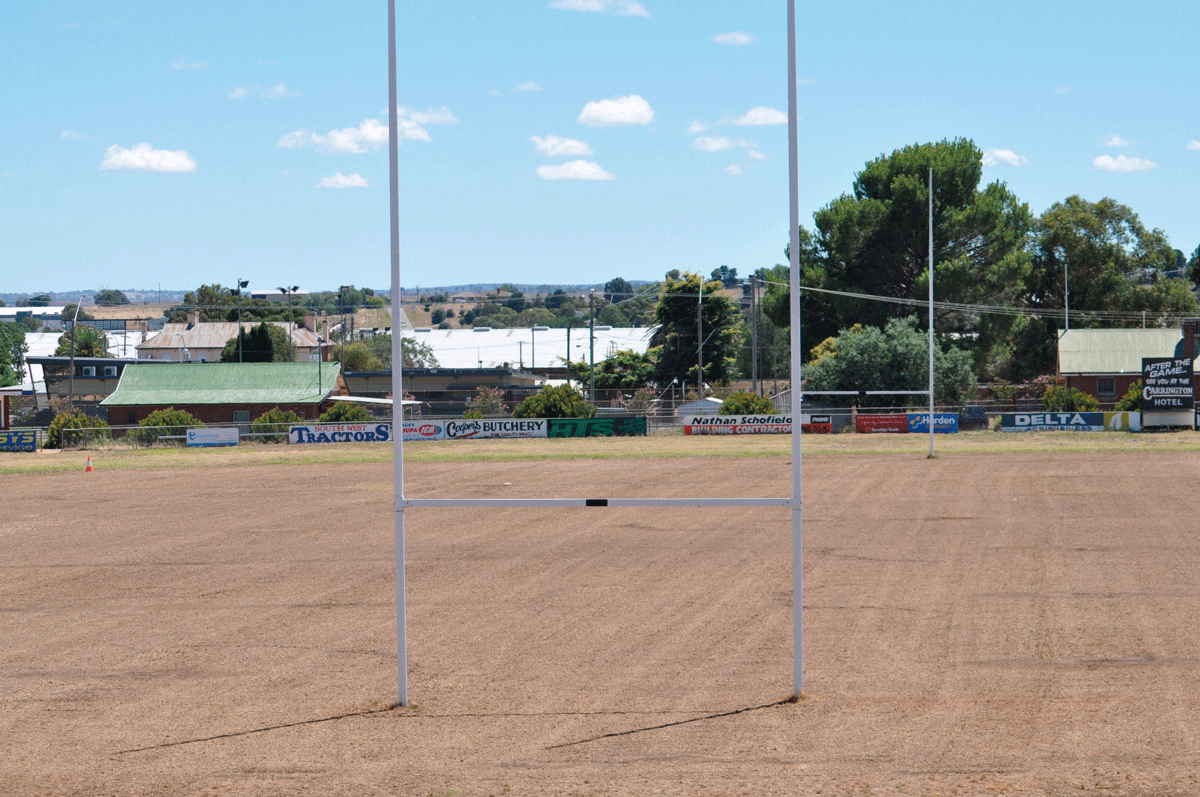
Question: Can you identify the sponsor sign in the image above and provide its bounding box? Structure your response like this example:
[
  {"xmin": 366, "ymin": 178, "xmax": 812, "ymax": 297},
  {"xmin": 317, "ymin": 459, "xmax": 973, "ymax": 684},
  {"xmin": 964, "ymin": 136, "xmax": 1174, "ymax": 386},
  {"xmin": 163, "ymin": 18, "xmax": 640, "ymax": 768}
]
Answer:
[
  {"xmin": 402, "ymin": 420, "xmax": 445, "ymax": 441},
  {"xmin": 443, "ymin": 419, "xmax": 548, "ymax": 439},
  {"xmin": 683, "ymin": 414, "xmax": 791, "ymax": 435},
  {"xmin": 800, "ymin": 414, "xmax": 832, "ymax": 434},
  {"xmin": 289, "ymin": 423, "xmax": 393, "ymax": 444},
  {"xmin": 1000, "ymin": 412, "xmax": 1106, "ymax": 432},
  {"xmin": 547, "ymin": 417, "xmax": 647, "ymax": 438},
  {"xmin": 0, "ymin": 430, "xmax": 36, "ymax": 452},
  {"xmin": 186, "ymin": 427, "xmax": 239, "ymax": 447},
  {"xmin": 856, "ymin": 414, "xmax": 908, "ymax": 434},
  {"xmin": 1103, "ymin": 412, "xmax": 1141, "ymax": 432},
  {"xmin": 1142, "ymin": 357, "xmax": 1194, "ymax": 410},
  {"xmin": 907, "ymin": 412, "xmax": 959, "ymax": 434}
]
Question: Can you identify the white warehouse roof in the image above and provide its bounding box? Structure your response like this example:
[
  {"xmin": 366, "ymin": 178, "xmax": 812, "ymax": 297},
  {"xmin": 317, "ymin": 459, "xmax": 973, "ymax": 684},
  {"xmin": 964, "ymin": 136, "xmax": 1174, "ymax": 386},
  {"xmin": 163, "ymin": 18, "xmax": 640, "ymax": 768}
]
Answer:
[{"xmin": 404, "ymin": 326, "xmax": 656, "ymax": 370}]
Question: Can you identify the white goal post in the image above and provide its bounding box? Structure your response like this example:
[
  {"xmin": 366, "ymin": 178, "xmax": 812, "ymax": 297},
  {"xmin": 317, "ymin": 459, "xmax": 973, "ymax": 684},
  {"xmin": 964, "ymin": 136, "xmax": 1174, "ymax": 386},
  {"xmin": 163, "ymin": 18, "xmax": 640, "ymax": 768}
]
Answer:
[{"xmin": 387, "ymin": 0, "xmax": 806, "ymax": 706}]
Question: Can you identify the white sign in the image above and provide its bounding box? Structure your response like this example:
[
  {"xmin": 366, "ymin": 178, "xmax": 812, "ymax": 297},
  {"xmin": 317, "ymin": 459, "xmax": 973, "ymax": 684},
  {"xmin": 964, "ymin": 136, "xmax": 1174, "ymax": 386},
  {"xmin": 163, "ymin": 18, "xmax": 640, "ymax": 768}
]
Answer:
[
  {"xmin": 683, "ymin": 414, "xmax": 792, "ymax": 435},
  {"xmin": 443, "ymin": 419, "xmax": 548, "ymax": 439},
  {"xmin": 186, "ymin": 427, "xmax": 239, "ymax": 447},
  {"xmin": 289, "ymin": 423, "xmax": 393, "ymax": 444},
  {"xmin": 402, "ymin": 420, "xmax": 446, "ymax": 441}
]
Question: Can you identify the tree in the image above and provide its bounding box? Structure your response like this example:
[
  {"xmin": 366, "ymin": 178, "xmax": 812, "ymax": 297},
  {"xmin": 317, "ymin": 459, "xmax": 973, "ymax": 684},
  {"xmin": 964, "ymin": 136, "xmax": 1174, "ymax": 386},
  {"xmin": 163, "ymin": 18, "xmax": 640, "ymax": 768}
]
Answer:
[
  {"xmin": 804, "ymin": 316, "xmax": 977, "ymax": 407},
  {"xmin": 26, "ymin": 294, "xmax": 52, "ymax": 307},
  {"xmin": 0, "ymin": 323, "xmax": 28, "ymax": 387},
  {"xmin": 335, "ymin": 341, "xmax": 384, "ymax": 372},
  {"xmin": 595, "ymin": 305, "xmax": 630, "ymax": 327},
  {"xmin": 61, "ymin": 304, "xmax": 95, "ymax": 323},
  {"xmin": 320, "ymin": 401, "xmax": 372, "ymax": 423},
  {"xmin": 718, "ymin": 391, "xmax": 775, "ymax": 414},
  {"xmin": 55, "ymin": 325, "xmax": 111, "ymax": 357},
  {"xmin": 47, "ymin": 410, "xmax": 111, "ymax": 449},
  {"xmin": 401, "ymin": 336, "xmax": 439, "ymax": 368},
  {"xmin": 808, "ymin": 139, "xmax": 1033, "ymax": 373},
  {"xmin": 650, "ymin": 271, "xmax": 741, "ymax": 389},
  {"xmin": 1187, "ymin": 245, "xmax": 1200, "ymax": 284},
  {"xmin": 1043, "ymin": 385, "xmax": 1099, "ymax": 413},
  {"xmin": 251, "ymin": 407, "xmax": 304, "ymax": 442},
  {"xmin": 567, "ymin": 349, "xmax": 656, "ymax": 390},
  {"xmin": 512, "ymin": 384, "xmax": 596, "ymax": 418},
  {"xmin": 1013, "ymin": 196, "xmax": 1198, "ymax": 378},
  {"xmin": 220, "ymin": 323, "xmax": 295, "ymax": 363},
  {"xmin": 1114, "ymin": 380, "xmax": 1143, "ymax": 412},
  {"xmin": 604, "ymin": 277, "xmax": 633, "ymax": 303},
  {"xmin": 94, "ymin": 289, "xmax": 130, "ymax": 306},
  {"xmin": 463, "ymin": 386, "xmax": 507, "ymax": 418},
  {"xmin": 711, "ymin": 265, "xmax": 739, "ymax": 287}
]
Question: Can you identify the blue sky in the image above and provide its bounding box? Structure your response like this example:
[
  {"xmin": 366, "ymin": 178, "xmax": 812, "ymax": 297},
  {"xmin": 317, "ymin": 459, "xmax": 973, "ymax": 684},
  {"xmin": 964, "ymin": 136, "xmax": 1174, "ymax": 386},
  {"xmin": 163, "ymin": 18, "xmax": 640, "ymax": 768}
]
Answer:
[{"xmin": 3, "ymin": 1, "xmax": 1198, "ymax": 295}]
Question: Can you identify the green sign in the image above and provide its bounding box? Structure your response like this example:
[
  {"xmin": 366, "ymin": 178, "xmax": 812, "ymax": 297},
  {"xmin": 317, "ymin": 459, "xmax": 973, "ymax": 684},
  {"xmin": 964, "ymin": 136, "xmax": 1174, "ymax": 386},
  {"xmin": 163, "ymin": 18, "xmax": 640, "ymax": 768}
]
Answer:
[{"xmin": 546, "ymin": 417, "xmax": 647, "ymax": 438}]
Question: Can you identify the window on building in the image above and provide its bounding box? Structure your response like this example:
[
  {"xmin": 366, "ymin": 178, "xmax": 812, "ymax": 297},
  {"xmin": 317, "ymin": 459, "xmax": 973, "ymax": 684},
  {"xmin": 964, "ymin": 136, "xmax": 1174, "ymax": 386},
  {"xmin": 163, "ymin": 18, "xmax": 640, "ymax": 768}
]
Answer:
[
  {"xmin": 233, "ymin": 410, "xmax": 250, "ymax": 423},
  {"xmin": 1097, "ymin": 377, "xmax": 1116, "ymax": 396}
]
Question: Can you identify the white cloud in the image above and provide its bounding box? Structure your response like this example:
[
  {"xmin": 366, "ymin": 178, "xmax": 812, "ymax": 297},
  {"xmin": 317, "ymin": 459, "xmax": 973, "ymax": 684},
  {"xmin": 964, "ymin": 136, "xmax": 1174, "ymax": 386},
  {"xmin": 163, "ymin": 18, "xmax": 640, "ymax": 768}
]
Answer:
[
  {"xmin": 713, "ymin": 32, "xmax": 756, "ymax": 45},
  {"xmin": 687, "ymin": 121, "xmax": 711, "ymax": 134},
  {"xmin": 1104, "ymin": 134, "xmax": 1130, "ymax": 148},
  {"xmin": 531, "ymin": 135, "xmax": 593, "ymax": 157},
  {"xmin": 60, "ymin": 129, "xmax": 87, "ymax": 140},
  {"xmin": 1055, "ymin": 84, "xmax": 1071, "ymax": 95},
  {"xmin": 748, "ymin": 150, "xmax": 766, "ymax": 160},
  {"xmin": 731, "ymin": 106, "xmax": 787, "ymax": 126},
  {"xmin": 1093, "ymin": 154, "xmax": 1157, "ymax": 172},
  {"xmin": 723, "ymin": 164, "xmax": 744, "ymax": 176},
  {"xmin": 279, "ymin": 108, "xmax": 456, "ymax": 153},
  {"xmin": 578, "ymin": 94, "xmax": 653, "ymax": 127},
  {"xmin": 1187, "ymin": 140, "xmax": 1200, "ymax": 150},
  {"xmin": 260, "ymin": 83, "xmax": 298, "ymax": 98},
  {"xmin": 171, "ymin": 56, "xmax": 210, "ymax": 70},
  {"xmin": 229, "ymin": 86, "xmax": 248, "ymax": 99},
  {"xmin": 982, "ymin": 148, "xmax": 1028, "ymax": 167},
  {"xmin": 693, "ymin": 136, "xmax": 755, "ymax": 153},
  {"xmin": 517, "ymin": 81, "xmax": 543, "ymax": 92},
  {"xmin": 316, "ymin": 172, "xmax": 369, "ymax": 188},
  {"xmin": 549, "ymin": 0, "xmax": 649, "ymax": 16},
  {"xmin": 100, "ymin": 143, "xmax": 196, "ymax": 173},
  {"xmin": 536, "ymin": 160, "xmax": 614, "ymax": 180}
]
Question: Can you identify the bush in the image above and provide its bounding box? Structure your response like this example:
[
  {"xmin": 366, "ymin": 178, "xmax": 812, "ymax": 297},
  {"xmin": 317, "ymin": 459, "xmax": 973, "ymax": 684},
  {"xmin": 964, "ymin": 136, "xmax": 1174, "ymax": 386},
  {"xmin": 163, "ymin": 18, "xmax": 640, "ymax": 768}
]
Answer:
[
  {"xmin": 464, "ymin": 386, "xmax": 506, "ymax": 418},
  {"xmin": 1114, "ymin": 380, "xmax": 1143, "ymax": 412},
  {"xmin": 1043, "ymin": 385, "xmax": 1099, "ymax": 413},
  {"xmin": 319, "ymin": 402, "xmax": 372, "ymax": 423},
  {"xmin": 512, "ymin": 385, "xmax": 596, "ymax": 419},
  {"xmin": 252, "ymin": 407, "xmax": 305, "ymax": 442},
  {"xmin": 47, "ymin": 410, "xmax": 111, "ymax": 449},
  {"xmin": 718, "ymin": 390, "xmax": 776, "ymax": 415},
  {"xmin": 136, "ymin": 408, "xmax": 203, "ymax": 446}
]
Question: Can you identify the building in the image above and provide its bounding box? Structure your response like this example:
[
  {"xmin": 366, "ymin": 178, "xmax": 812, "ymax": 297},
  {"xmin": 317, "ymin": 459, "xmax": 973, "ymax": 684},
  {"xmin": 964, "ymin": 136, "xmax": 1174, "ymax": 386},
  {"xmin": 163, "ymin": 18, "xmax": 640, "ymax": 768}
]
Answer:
[
  {"xmin": 343, "ymin": 366, "xmax": 546, "ymax": 415},
  {"xmin": 100, "ymin": 362, "xmax": 346, "ymax": 426},
  {"xmin": 1058, "ymin": 321, "xmax": 1198, "ymax": 407},
  {"xmin": 137, "ymin": 311, "xmax": 324, "ymax": 363}
]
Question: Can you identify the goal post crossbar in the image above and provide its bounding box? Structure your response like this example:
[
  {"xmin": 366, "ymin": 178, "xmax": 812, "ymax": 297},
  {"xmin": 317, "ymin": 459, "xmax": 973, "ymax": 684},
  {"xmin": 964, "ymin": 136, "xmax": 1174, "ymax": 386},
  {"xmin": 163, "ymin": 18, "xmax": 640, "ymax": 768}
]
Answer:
[{"xmin": 401, "ymin": 497, "xmax": 792, "ymax": 509}]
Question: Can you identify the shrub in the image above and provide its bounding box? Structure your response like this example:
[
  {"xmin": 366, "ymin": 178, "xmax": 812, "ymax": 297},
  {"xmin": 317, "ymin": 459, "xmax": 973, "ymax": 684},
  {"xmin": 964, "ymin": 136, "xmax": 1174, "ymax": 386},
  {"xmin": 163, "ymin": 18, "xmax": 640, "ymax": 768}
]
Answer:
[
  {"xmin": 252, "ymin": 407, "xmax": 305, "ymax": 442},
  {"xmin": 718, "ymin": 390, "xmax": 776, "ymax": 415},
  {"xmin": 464, "ymin": 386, "xmax": 506, "ymax": 418},
  {"xmin": 47, "ymin": 410, "xmax": 111, "ymax": 449},
  {"xmin": 320, "ymin": 402, "xmax": 372, "ymax": 423},
  {"xmin": 1043, "ymin": 385, "xmax": 1099, "ymax": 413},
  {"xmin": 512, "ymin": 385, "xmax": 596, "ymax": 419},
  {"xmin": 1113, "ymin": 380, "xmax": 1143, "ymax": 412},
  {"xmin": 136, "ymin": 408, "xmax": 203, "ymax": 445}
]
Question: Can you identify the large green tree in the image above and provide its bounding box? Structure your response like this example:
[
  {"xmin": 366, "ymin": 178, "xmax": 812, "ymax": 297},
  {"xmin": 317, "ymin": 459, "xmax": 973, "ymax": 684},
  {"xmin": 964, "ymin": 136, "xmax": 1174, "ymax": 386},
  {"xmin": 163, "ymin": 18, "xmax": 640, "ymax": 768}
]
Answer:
[
  {"xmin": 220, "ymin": 323, "xmax": 295, "ymax": 363},
  {"xmin": 567, "ymin": 349, "xmax": 656, "ymax": 390},
  {"xmin": 1009, "ymin": 196, "xmax": 1198, "ymax": 378},
  {"xmin": 650, "ymin": 272, "xmax": 741, "ymax": 389},
  {"xmin": 94, "ymin": 289, "xmax": 130, "ymax": 306},
  {"xmin": 54, "ymin": 325, "xmax": 111, "ymax": 357},
  {"xmin": 0, "ymin": 323, "xmax": 28, "ymax": 386}
]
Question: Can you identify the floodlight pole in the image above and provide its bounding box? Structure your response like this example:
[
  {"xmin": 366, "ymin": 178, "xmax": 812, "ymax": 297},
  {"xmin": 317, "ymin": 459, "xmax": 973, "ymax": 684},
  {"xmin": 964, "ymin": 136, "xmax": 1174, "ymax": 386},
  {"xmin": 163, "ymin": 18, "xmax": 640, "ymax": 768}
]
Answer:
[
  {"xmin": 388, "ymin": 0, "xmax": 408, "ymax": 707},
  {"xmin": 786, "ymin": 0, "xmax": 804, "ymax": 698},
  {"xmin": 928, "ymin": 168, "xmax": 935, "ymax": 458},
  {"xmin": 698, "ymin": 277, "xmax": 704, "ymax": 398}
]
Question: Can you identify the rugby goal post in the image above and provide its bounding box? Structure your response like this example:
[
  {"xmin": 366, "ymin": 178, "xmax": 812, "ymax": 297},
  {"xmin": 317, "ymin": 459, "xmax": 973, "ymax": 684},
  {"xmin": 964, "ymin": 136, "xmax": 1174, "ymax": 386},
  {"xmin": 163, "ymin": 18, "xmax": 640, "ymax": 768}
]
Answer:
[{"xmin": 387, "ymin": 0, "xmax": 806, "ymax": 706}]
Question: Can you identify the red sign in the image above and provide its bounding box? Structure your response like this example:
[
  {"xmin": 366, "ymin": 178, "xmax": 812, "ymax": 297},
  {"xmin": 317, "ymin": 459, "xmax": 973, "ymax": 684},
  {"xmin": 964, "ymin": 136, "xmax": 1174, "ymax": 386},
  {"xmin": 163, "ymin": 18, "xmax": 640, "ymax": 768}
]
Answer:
[{"xmin": 856, "ymin": 414, "xmax": 908, "ymax": 433}]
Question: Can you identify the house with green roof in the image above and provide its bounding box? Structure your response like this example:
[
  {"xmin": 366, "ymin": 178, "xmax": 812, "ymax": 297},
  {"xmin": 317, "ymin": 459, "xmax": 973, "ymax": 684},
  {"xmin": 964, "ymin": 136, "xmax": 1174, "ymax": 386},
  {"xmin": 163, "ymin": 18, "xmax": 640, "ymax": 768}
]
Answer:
[
  {"xmin": 100, "ymin": 362, "xmax": 346, "ymax": 427},
  {"xmin": 1058, "ymin": 320, "xmax": 1198, "ymax": 413}
]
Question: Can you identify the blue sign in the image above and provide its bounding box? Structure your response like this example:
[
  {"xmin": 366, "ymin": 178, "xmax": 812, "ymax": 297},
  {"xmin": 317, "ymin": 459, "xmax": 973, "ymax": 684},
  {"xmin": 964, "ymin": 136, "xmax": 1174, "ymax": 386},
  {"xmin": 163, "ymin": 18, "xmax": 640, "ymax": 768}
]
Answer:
[
  {"xmin": 0, "ymin": 430, "xmax": 36, "ymax": 452},
  {"xmin": 907, "ymin": 412, "xmax": 959, "ymax": 433},
  {"xmin": 1000, "ymin": 412, "xmax": 1106, "ymax": 432}
]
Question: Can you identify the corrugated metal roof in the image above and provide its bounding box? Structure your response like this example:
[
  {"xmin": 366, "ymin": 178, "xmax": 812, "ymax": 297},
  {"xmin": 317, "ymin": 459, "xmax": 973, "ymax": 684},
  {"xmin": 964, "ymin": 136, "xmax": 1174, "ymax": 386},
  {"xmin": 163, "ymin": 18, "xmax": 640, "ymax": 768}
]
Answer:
[
  {"xmin": 1058, "ymin": 329, "xmax": 1186, "ymax": 374},
  {"xmin": 405, "ymin": 327, "xmax": 655, "ymax": 369},
  {"xmin": 139, "ymin": 322, "xmax": 321, "ymax": 352},
  {"xmin": 101, "ymin": 362, "xmax": 341, "ymax": 406}
]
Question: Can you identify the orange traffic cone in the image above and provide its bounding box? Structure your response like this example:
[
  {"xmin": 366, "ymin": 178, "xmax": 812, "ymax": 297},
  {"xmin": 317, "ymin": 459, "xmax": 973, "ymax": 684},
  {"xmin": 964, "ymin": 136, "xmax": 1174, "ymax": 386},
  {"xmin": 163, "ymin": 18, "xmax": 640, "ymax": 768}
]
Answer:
[{"xmin": 85, "ymin": 456, "xmax": 93, "ymax": 472}]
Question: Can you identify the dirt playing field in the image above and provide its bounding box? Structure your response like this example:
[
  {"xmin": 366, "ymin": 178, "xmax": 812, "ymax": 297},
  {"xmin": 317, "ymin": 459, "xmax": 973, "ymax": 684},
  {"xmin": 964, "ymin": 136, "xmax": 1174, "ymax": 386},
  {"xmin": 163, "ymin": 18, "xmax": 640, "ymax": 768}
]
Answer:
[{"xmin": 3, "ymin": 437, "xmax": 1200, "ymax": 796}]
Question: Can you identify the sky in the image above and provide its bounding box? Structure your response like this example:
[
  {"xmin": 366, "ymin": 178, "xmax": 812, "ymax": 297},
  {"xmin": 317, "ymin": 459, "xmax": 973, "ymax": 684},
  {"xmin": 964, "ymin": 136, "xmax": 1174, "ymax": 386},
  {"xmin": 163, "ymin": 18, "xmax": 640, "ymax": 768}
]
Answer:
[{"xmin": 3, "ymin": 1, "xmax": 1198, "ymax": 296}]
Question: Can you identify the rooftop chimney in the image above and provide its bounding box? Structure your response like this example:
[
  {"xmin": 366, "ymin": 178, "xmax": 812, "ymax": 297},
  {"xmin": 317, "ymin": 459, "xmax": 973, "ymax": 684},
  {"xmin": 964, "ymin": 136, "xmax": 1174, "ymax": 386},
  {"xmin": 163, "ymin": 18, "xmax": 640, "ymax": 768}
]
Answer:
[{"xmin": 186, "ymin": 309, "xmax": 199, "ymax": 328}]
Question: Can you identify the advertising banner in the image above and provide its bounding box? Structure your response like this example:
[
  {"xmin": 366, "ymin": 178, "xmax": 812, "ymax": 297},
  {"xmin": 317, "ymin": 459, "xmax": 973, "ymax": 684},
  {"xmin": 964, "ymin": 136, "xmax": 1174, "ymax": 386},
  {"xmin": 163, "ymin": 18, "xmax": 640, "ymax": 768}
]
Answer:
[
  {"xmin": 289, "ymin": 422, "xmax": 393, "ymax": 444},
  {"xmin": 186, "ymin": 427, "xmax": 239, "ymax": 447},
  {"xmin": 1142, "ymin": 357, "xmax": 1194, "ymax": 410},
  {"xmin": 1103, "ymin": 412, "xmax": 1141, "ymax": 432},
  {"xmin": 0, "ymin": 430, "xmax": 36, "ymax": 452},
  {"xmin": 683, "ymin": 414, "xmax": 792, "ymax": 435},
  {"xmin": 402, "ymin": 420, "xmax": 446, "ymax": 441},
  {"xmin": 1000, "ymin": 412, "xmax": 1106, "ymax": 432},
  {"xmin": 907, "ymin": 412, "xmax": 960, "ymax": 434},
  {"xmin": 443, "ymin": 419, "xmax": 548, "ymax": 439},
  {"xmin": 856, "ymin": 414, "xmax": 909, "ymax": 433},
  {"xmin": 800, "ymin": 414, "xmax": 832, "ymax": 434},
  {"xmin": 547, "ymin": 417, "xmax": 647, "ymax": 437}
]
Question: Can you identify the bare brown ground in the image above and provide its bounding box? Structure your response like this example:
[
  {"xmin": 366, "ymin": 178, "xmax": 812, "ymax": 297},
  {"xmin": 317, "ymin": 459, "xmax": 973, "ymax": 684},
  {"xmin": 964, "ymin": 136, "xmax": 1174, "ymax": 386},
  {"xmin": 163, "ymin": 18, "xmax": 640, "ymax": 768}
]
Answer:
[{"xmin": 3, "ymin": 440, "xmax": 1200, "ymax": 796}]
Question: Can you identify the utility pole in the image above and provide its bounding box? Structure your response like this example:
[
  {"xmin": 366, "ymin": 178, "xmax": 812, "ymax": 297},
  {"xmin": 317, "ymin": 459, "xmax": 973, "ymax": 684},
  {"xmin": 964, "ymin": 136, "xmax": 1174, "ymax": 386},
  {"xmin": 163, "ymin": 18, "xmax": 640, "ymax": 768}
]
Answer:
[
  {"xmin": 67, "ymin": 295, "xmax": 83, "ymax": 411},
  {"xmin": 750, "ymin": 274, "xmax": 759, "ymax": 396},
  {"xmin": 232, "ymin": 278, "xmax": 248, "ymax": 362},
  {"xmin": 588, "ymin": 289, "xmax": 595, "ymax": 406},
  {"xmin": 697, "ymin": 277, "xmax": 704, "ymax": 398}
]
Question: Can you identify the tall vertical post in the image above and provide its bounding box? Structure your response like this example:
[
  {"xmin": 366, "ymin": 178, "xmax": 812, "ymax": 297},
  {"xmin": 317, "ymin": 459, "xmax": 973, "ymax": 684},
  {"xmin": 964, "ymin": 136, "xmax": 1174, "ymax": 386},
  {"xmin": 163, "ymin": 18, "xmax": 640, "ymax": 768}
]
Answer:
[
  {"xmin": 588, "ymin": 290, "xmax": 595, "ymax": 406},
  {"xmin": 388, "ymin": 0, "xmax": 408, "ymax": 707},
  {"xmin": 697, "ymin": 277, "xmax": 704, "ymax": 398},
  {"xmin": 786, "ymin": 0, "xmax": 803, "ymax": 698},
  {"xmin": 928, "ymin": 168, "xmax": 935, "ymax": 458},
  {"xmin": 751, "ymin": 275, "xmax": 759, "ymax": 396}
]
